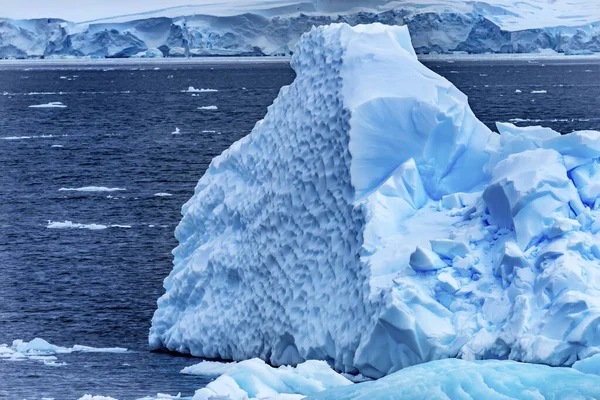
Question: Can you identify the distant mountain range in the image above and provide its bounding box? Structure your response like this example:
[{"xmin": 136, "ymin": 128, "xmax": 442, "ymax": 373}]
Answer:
[{"xmin": 1, "ymin": 1, "xmax": 600, "ymax": 58}]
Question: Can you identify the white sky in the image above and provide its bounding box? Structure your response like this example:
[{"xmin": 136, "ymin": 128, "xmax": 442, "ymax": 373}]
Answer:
[{"xmin": 0, "ymin": 0, "xmax": 205, "ymax": 22}]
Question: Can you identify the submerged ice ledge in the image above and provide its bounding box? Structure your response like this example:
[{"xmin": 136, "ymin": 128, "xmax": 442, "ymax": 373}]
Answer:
[{"xmin": 150, "ymin": 22, "xmax": 600, "ymax": 379}]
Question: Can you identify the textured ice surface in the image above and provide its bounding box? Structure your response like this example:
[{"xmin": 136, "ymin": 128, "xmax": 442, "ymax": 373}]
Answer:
[
  {"xmin": 151, "ymin": 23, "xmax": 600, "ymax": 378},
  {"xmin": 192, "ymin": 359, "xmax": 351, "ymax": 400},
  {"xmin": 307, "ymin": 359, "xmax": 600, "ymax": 400}
]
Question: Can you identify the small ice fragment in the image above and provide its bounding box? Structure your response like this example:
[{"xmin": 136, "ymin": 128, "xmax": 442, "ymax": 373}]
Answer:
[
  {"xmin": 198, "ymin": 106, "xmax": 218, "ymax": 110},
  {"xmin": 183, "ymin": 86, "xmax": 218, "ymax": 93},
  {"xmin": 59, "ymin": 187, "xmax": 125, "ymax": 192},
  {"xmin": 409, "ymin": 246, "xmax": 447, "ymax": 272},
  {"xmin": 181, "ymin": 360, "xmax": 237, "ymax": 376},
  {"xmin": 172, "ymin": 127, "xmax": 181, "ymax": 135},
  {"xmin": 29, "ymin": 102, "xmax": 67, "ymax": 108},
  {"xmin": 531, "ymin": 90, "xmax": 547, "ymax": 94}
]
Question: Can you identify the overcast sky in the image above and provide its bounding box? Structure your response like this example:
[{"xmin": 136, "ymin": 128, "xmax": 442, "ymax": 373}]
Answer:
[{"xmin": 0, "ymin": 0, "xmax": 202, "ymax": 22}]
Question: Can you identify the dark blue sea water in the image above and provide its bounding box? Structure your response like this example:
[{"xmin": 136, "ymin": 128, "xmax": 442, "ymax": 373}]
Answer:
[{"xmin": 0, "ymin": 58, "xmax": 599, "ymax": 399}]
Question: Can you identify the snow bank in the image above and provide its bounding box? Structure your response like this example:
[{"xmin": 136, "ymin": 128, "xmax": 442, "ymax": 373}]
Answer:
[
  {"xmin": 1, "ymin": 338, "xmax": 130, "ymax": 366},
  {"xmin": 29, "ymin": 102, "xmax": 67, "ymax": 108},
  {"xmin": 192, "ymin": 359, "xmax": 352, "ymax": 400},
  {"xmin": 150, "ymin": 23, "xmax": 600, "ymax": 378}
]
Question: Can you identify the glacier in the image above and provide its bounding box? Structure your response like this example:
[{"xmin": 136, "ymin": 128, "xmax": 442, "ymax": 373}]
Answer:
[
  {"xmin": 3, "ymin": 1, "xmax": 600, "ymax": 58},
  {"xmin": 150, "ymin": 22, "xmax": 600, "ymax": 379}
]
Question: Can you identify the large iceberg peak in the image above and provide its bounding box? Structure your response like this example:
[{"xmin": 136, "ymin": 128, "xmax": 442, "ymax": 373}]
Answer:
[{"xmin": 151, "ymin": 23, "xmax": 600, "ymax": 378}]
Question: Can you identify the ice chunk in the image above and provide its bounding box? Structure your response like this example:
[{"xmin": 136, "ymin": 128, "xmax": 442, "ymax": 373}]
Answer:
[
  {"xmin": 573, "ymin": 353, "xmax": 600, "ymax": 376},
  {"xmin": 47, "ymin": 221, "xmax": 131, "ymax": 230},
  {"xmin": 29, "ymin": 102, "xmax": 67, "ymax": 108},
  {"xmin": 181, "ymin": 360, "xmax": 237, "ymax": 376},
  {"xmin": 192, "ymin": 359, "xmax": 352, "ymax": 400},
  {"xmin": 197, "ymin": 106, "xmax": 218, "ymax": 110},
  {"xmin": 430, "ymin": 239, "xmax": 469, "ymax": 259},
  {"xmin": 183, "ymin": 87, "xmax": 218, "ymax": 93},
  {"xmin": 59, "ymin": 187, "xmax": 126, "ymax": 192},
  {"xmin": 0, "ymin": 338, "xmax": 130, "ymax": 366},
  {"xmin": 409, "ymin": 246, "xmax": 447, "ymax": 271}
]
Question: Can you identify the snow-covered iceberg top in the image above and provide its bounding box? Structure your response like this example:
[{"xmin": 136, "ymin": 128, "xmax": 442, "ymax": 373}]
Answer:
[{"xmin": 150, "ymin": 23, "xmax": 600, "ymax": 378}]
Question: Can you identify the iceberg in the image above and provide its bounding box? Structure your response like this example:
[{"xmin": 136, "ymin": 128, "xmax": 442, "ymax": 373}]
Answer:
[{"xmin": 150, "ymin": 22, "xmax": 600, "ymax": 379}]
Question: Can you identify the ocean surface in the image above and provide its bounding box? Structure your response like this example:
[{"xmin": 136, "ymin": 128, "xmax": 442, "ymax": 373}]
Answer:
[{"xmin": 0, "ymin": 58, "xmax": 599, "ymax": 399}]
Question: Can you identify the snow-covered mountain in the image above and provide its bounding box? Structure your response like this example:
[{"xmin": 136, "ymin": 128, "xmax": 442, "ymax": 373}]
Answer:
[{"xmin": 2, "ymin": 1, "xmax": 600, "ymax": 58}]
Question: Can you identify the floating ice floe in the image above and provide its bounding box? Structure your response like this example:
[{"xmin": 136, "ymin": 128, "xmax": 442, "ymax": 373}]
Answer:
[
  {"xmin": 192, "ymin": 359, "xmax": 352, "ymax": 400},
  {"xmin": 51, "ymin": 144, "xmax": 64, "ymax": 148},
  {"xmin": 183, "ymin": 87, "xmax": 218, "ymax": 93},
  {"xmin": 197, "ymin": 106, "xmax": 218, "ymax": 110},
  {"xmin": 47, "ymin": 221, "xmax": 132, "ymax": 230},
  {"xmin": 187, "ymin": 357, "xmax": 600, "ymax": 399},
  {"xmin": 78, "ymin": 396, "xmax": 118, "ymax": 400},
  {"xmin": 1, "ymin": 135, "xmax": 53, "ymax": 140},
  {"xmin": 29, "ymin": 102, "xmax": 67, "ymax": 108},
  {"xmin": 59, "ymin": 186, "xmax": 126, "ymax": 192},
  {"xmin": 181, "ymin": 360, "xmax": 237, "ymax": 376},
  {"xmin": 150, "ymin": 22, "xmax": 600, "ymax": 381},
  {"xmin": 172, "ymin": 128, "xmax": 181, "ymax": 135},
  {"xmin": 531, "ymin": 89, "xmax": 548, "ymax": 93},
  {"xmin": 154, "ymin": 193, "xmax": 173, "ymax": 197},
  {"xmin": 1, "ymin": 338, "xmax": 130, "ymax": 366},
  {"xmin": 515, "ymin": 89, "xmax": 522, "ymax": 93}
]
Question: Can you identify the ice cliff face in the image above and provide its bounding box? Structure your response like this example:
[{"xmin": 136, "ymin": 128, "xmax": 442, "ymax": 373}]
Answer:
[
  {"xmin": 3, "ymin": 1, "xmax": 600, "ymax": 58},
  {"xmin": 150, "ymin": 22, "xmax": 600, "ymax": 378}
]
